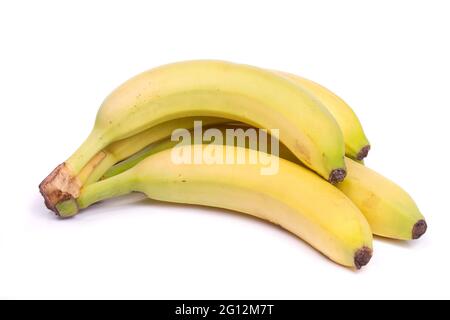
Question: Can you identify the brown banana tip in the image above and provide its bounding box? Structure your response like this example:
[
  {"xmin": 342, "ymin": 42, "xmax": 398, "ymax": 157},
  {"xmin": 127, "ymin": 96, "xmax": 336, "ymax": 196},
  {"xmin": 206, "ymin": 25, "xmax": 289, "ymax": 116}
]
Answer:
[
  {"xmin": 329, "ymin": 168, "xmax": 347, "ymax": 184},
  {"xmin": 412, "ymin": 220, "xmax": 427, "ymax": 240},
  {"xmin": 356, "ymin": 145, "xmax": 371, "ymax": 161},
  {"xmin": 39, "ymin": 163, "xmax": 80, "ymax": 215},
  {"xmin": 354, "ymin": 247, "xmax": 373, "ymax": 270}
]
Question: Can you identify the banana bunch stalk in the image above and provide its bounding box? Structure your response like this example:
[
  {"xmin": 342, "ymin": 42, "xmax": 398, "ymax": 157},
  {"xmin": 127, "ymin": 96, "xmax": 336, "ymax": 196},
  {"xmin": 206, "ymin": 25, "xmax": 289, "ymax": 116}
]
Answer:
[{"xmin": 40, "ymin": 60, "xmax": 426, "ymax": 269}]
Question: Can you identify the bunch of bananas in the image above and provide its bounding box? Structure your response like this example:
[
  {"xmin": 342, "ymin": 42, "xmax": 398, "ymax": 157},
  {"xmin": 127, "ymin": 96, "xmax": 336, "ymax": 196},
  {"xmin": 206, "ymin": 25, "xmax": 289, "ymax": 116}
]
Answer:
[{"xmin": 39, "ymin": 60, "xmax": 427, "ymax": 269}]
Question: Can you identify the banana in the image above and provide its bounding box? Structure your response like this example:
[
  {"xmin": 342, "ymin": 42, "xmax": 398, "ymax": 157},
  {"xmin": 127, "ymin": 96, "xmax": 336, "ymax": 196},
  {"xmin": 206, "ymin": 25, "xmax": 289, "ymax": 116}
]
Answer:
[
  {"xmin": 278, "ymin": 72, "xmax": 370, "ymax": 160},
  {"xmin": 338, "ymin": 158, "xmax": 426, "ymax": 240},
  {"xmin": 40, "ymin": 60, "xmax": 347, "ymax": 213},
  {"xmin": 58, "ymin": 145, "xmax": 373, "ymax": 269},
  {"xmin": 81, "ymin": 70, "xmax": 371, "ymax": 184},
  {"xmin": 81, "ymin": 70, "xmax": 370, "ymax": 184},
  {"xmin": 100, "ymin": 124, "xmax": 426, "ymax": 241}
]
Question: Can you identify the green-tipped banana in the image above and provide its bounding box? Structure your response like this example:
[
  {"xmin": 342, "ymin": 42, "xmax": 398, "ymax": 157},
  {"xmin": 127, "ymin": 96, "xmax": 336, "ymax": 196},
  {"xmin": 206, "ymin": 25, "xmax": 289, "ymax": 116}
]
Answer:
[
  {"xmin": 278, "ymin": 72, "xmax": 370, "ymax": 160},
  {"xmin": 59, "ymin": 145, "xmax": 373, "ymax": 269},
  {"xmin": 102, "ymin": 125, "xmax": 426, "ymax": 241},
  {"xmin": 40, "ymin": 60, "xmax": 347, "ymax": 214}
]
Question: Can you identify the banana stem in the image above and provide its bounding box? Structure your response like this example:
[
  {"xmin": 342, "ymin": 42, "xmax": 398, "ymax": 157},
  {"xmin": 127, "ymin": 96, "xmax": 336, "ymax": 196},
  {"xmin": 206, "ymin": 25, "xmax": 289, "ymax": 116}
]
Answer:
[
  {"xmin": 66, "ymin": 129, "xmax": 107, "ymax": 174},
  {"xmin": 102, "ymin": 139, "xmax": 180, "ymax": 180},
  {"xmin": 40, "ymin": 129, "xmax": 109, "ymax": 213},
  {"xmin": 84, "ymin": 154, "xmax": 118, "ymax": 184},
  {"xmin": 77, "ymin": 151, "xmax": 108, "ymax": 184},
  {"xmin": 77, "ymin": 171, "xmax": 136, "ymax": 210},
  {"xmin": 101, "ymin": 148, "xmax": 151, "ymax": 180}
]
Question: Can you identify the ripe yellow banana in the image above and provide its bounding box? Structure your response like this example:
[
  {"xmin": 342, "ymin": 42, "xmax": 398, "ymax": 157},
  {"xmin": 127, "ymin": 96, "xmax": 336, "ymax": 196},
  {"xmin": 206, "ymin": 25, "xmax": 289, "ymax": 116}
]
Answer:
[
  {"xmin": 40, "ymin": 60, "xmax": 347, "ymax": 213},
  {"xmin": 278, "ymin": 72, "xmax": 370, "ymax": 160},
  {"xmin": 58, "ymin": 145, "xmax": 373, "ymax": 269},
  {"xmin": 80, "ymin": 70, "xmax": 370, "ymax": 185},
  {"xmin": 81, "ymin": 70, "xmax": 370, "ymax": 185},
  {"xmin": 338, "ymin": 158, "xmax": 426, "ymax": 240},
  {"xmin": 99, "ymin": 124, "xmax": 426, "ymax": 241}
]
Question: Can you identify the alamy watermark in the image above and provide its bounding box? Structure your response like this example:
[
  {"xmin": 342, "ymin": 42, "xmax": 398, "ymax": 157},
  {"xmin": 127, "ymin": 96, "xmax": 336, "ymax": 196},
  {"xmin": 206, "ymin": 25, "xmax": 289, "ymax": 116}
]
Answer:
[{"xmin": 170, "ymin": 121, "xmax": 280, "ymax": 175}]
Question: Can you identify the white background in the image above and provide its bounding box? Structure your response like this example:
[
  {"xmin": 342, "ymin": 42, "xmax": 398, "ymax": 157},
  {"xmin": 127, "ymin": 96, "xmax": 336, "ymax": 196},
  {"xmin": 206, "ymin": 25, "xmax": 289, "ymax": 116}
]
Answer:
[{"xmin": 0, "ymin": 0, "xmax": 449, "ymax": 299}]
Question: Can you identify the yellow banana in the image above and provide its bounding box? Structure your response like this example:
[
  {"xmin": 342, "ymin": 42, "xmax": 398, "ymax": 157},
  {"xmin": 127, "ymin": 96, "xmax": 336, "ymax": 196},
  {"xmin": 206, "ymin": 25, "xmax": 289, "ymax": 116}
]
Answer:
[
  {"xmin": 338, "ymin": 158, "xmax": 426, "ymax": 240},
  {"xmin": 100, "ymin": 124, "xmax": 426, "ymax": 241},
  {"xmin": 83, "ymin": 69, "xmax": 371, "ymax": 183},
  {"xmin": 81, "ymin": 70, "xmax": 369, "ymax": 186},
  {"xmin": 278, "ymin": 72, "xmax": 370, "ymax": 160},
  {"xmin": 40, "ymin": 60, "xmax": 347, "ymax": 214},
  {"xmin": 59, "ymin": 145, "xmax": 373, "ymax": 269}
]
